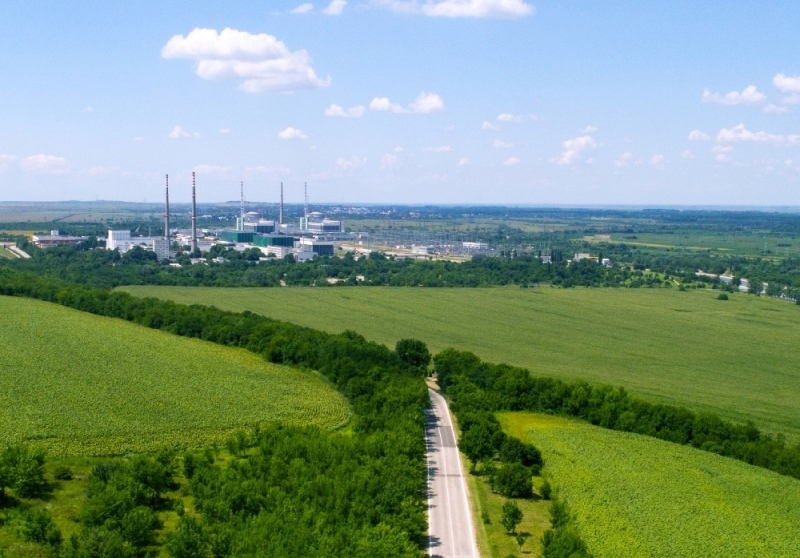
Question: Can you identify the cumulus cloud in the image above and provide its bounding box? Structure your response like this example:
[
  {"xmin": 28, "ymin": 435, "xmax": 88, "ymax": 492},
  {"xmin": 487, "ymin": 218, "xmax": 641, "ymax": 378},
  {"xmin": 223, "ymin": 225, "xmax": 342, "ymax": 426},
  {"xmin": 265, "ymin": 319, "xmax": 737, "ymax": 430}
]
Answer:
[
  {"xmin": 497, "ymin": 113, "xmax": 515, "ymax": 122},
  {"xmin": 783, "ymin": 94, "xmax": 800, "ymax": 105},
  {"xmin": 219, "ymin": 128, "xmax": 231, "ymax": 134},
  {"xmin": 503, "ymin": 156, "xmax": 521, "ymax": 166},
  {"xmin": 291, "ymin": 3, "xmax": 314, "ymax": 13},
  {"xmin": 773, "ymin": 73, "xmax": 800, "ymax": 93},
  {"xmin": 322, "ymin": 0, "xmax": 347, "ymax": 14},
  {"xmin": 161, "ymin": 27, "xmax": 330, "ymax": 93},
  {"xmin": 688, "ymin": 130, "xmax": 710, "ymax": 141},
  {"xmin": 325, "ymin": 103, "xmax": 365, "ymax": 117},
  {"xmin": 649, "ymin": 154, "xmax": 665, "ymax": 167},
  {"xmin": 370, "ymin": 92, "xmax": 444, "ymax": 114},
  {"xmin": 716, "ymin": 123, "xmax": 782, "ymax": 143},
  {"xmin": 614, "ymin": 152, "xmax": 633, "ymax": 168},
  {"xmin": 0, "ymin": 154, "xmax": 18, "ymax": 171},
  {"xmin": 763, "ymin": 104, "xmax": 788, "ymax": 114},
  {"xmin": 681, "ymin": 150, "xmax": 694, "ymax": 159},
  {"xmin": 702, "ymin": 85, "xmax": 766, "ymax": 105},
  {"xmin": 82, "ymin": 105, "xmax": 94, "ymax": 114},
  {"xmin": 497, "ymin": 112, "xmax": 533, "ymax": 123},
  {"xmin": 168, "ymin": 125, "xmax": 190, "ymax": 139},
  {"xmin": 20, "ymin": 154, "xmax": 69, "ymax": 174},
  {"xmin": 374, "ymin": 0, "xmax": 534, "ymax": 18},
  {"xmin": 336, "ymin": 156, "xmax": 366, "ymax": 170},
  {"xmin": 482, "ymin": 121, "xmax": 500, "ymax": 131},
  {"xmin": 457, "ymin": 157, "xmax": 469, "ymax": 167},
  {"xmin": 712, "ymin": 145, "xmax": 733, "ymax": 162},
  {"xmin": 579, "ymin": 125, "xmax": 598, "ymax": 134},
  {"xmin": 493, "ymin": 139, "xmax": 512, "ymax": 148},
  {"xmin": 278, "ymin": 127, "xmax": 308, "ymax": 140},
  {"xmin": 557, "ymin": 135, "xmax": 596, "ymax": 166}
]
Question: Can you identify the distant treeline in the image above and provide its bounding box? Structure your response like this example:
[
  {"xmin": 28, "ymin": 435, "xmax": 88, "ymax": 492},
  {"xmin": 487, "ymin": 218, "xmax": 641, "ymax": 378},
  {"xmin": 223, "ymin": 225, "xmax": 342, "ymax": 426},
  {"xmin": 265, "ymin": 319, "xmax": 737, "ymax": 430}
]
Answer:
[
  {"xmin": 0, "ymin": 267, "xmax": 429, "ymax": 557},
  {"xmin": 433, "ymin": 349, "xmax": 800, "ymax": 481},
  {"xmin": 9, "ymin": 240, "xmax": 649, "ymax": 289}
]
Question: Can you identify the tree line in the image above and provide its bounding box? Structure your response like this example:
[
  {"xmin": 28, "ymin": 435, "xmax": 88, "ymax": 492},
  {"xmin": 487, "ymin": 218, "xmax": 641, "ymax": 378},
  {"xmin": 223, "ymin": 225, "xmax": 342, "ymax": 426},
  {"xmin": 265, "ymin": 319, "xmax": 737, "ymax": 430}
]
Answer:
[
  {"xmin": 0, "ymin": 267, "xmax": 430, "ymax": 557},
  {"xmin": 433, "ymin": 348, "xmax": 800, "ymax": 480}
]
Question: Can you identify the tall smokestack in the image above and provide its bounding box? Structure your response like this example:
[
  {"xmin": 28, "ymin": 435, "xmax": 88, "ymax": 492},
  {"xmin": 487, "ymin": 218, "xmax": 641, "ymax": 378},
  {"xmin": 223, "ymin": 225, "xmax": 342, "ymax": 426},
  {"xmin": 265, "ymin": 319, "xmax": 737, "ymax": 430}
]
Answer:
[
  {"xmin": 164, "ymin": 174, "xmax": 170, "ymax": 241},
  {"xmin": 279, "ymin": 182, "xmax": 284, "ymax": 225},
  {"xmin": 304, "ymin": 182, "xmax": 308, "ymax": 218},
  {"xmin": 191, "ymin": 172, "xmax": 197, "ymax": 253}
]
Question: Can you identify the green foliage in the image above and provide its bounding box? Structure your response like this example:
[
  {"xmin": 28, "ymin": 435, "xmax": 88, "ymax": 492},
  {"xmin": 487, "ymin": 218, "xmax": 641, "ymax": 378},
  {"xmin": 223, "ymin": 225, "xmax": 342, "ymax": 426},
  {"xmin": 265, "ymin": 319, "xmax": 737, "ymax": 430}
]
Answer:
[
  {"xmin": 22, "ymin": 508, "xmax": 62, "ymax": 547},
  {"xmin": 53, "ymin": 465, "xmax": 73, "ymax": 480},
  {"xmin": 491, "ymin": 463, "xmax": 533, "ymax": 499},
  {"xmin": 539, "ymin": 478, "xmax": 552, "ymax": 500},
  {"xmin": 121, "ymin": 285, "xmax": 800, "ymax": 439},
  {"xmin": 506, "ymin": 412, "xmax": 800, "ymax": 557},
  {"xmin": 500, "ymin": 500, "xmax": 523, "ymax": 534},
  {"xmin": 435, "ymin": 349, "xmax": 800, "ymax": 480},
  {"xmin": 0, "ymin": 295, "xmax": 349, "ymax": 455},
  {"xmin": 0, "ymin": 445, "xmax": 48, "ymax": 498},
  {"xmin": 166, "ymin": 516, "xmax": 209, "ymax": 558},
  {"xmin": 395, "ymin": 338, "xmax": 431, "ymax": 374},
  {"xmin": 717, "ymin": 293, "xmax": 728, "ymax": 300}
]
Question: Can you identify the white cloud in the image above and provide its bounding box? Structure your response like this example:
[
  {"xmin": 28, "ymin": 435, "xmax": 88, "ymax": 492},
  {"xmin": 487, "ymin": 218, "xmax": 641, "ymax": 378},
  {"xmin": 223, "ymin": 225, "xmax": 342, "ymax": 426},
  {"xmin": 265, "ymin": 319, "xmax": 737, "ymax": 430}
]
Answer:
[
  {"xmin": 336, "ymin": 156, "xmax": 366, "ymax": 170},
  {"xmin": 457, "ymin": 157, "xmax": 469, "ymax": 167},
  {"xmin": 716, "ymin": 123, "xmax": 781, "ymax": 143},
  {"xmin": 712, "ymin": 145, "xmax": 733, "ymax": 162},
  {"xmin": 681, "ymin": 150, "xmax": 694, "ymax": 159},
  {"xmin": 0, "ymin": 154, "xmax": 18, "ymax": 171},
  {"xmin": 161, "ymin": 27, "xmax": 330, "ymax": 94},
  {"xmin": 763, "ymin": 104, "xmax": 788, "ymax": 114},
  {"xmin": 370, "ymin": 97, "xmax": 404, "ymax": 113},
  {"xmin": 482, "ymin": 121, "xmax": 500, "ymax": 131},
  {"xmin": 702, "ymin": 85, "xmax": 766, "ymax": 105},
  {"xmin": 291, "ymin": 3, "xmax": 314, "ymax": 13},
  {"xmin": 688, "ymin": 130, "xmax": 710, "ymax": 141},
  {"xmin": 278, "ymin": 127, "xmax": 308, "ymax": 140},
  {"xmin": 394, "ymin": 146, "xmax": 404, "ymax": 152},
  {"xmin": 132, "ymin": 136, "xmax": 144, "ymax": 142},
  {"xmin": 773, "ymin": 73, "xmax": 800, "ymax": 93},
  {"xmin": 409, "ymin": 92, "xmax": 444, "ymax": 113},
  {"xmin": 614, "ymin": 152, "xmax": 633, "ymax": 168},
  {"xmin": 579, "ymin": 125, "xmax": 598, "ymax": 134},
  {"xmin": 380, "ymin": 153, "xmax": 398, "ymax": 169},
  {"xmin": 557, "ymin": 135, "xmax": 596, "ymax": 166},
  {"xmin": 497, "ymin": 112, "xmax": 533, "ymax": 123},
  {"xmin": 193, "ymin": 164, "xmax": 231, "ymax": 175},
  {"xmin": 497, "ymin": 113, "xmax": 515, "ymax": 122},
  {"xmin": 493, "ymin": 139, "xmax": 513, "ymax": 148},
  {"xmin": 219, "ymin": 128, "xmax": 231, "ymax": 134},
  {"xmin": 325, "ymin": 103, "xmax": 365, "ymax": 117},
  {"xmin": 783, "ymin": 94, "xmax": 800, "ymax": 105},
  {"xmin": 503, "ymin": 157, "xmax": 521, "ymax": 166},
  {"xmin": 649, "ymin": 154, "xmax": 665, "ymax": 167},
  {"xmin": 82, "ymin": 105, "xmax": 94, "ymax": 114},
  {"xmin": 425, "ymin": 145, "xmax": 452, "ymax": 152},
  {"xmin": 20, "ymin": 154, "xmax": 69, "ymax": 174},
  {"xmin": 168, "ymin": 125, "xmax": 190, "ymax": 139},
  {"xmin": 322, "ymin": 0, "xmax": 347, "ymax": 15},
  {"xmin": 374, "ymin": 0, "xmax": 533, "ymax": 18},
  {"xmin": 369, "ymin": 92, "xmax": 444, "ymax": 114}
]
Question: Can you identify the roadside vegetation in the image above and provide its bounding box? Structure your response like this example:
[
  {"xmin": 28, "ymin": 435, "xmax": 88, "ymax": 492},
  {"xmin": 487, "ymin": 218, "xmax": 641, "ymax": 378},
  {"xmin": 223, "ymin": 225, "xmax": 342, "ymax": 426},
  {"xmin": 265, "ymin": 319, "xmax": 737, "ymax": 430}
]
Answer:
[{"xmin": 122, "ymin": 285, "xmax": 800, "ymax": 440}]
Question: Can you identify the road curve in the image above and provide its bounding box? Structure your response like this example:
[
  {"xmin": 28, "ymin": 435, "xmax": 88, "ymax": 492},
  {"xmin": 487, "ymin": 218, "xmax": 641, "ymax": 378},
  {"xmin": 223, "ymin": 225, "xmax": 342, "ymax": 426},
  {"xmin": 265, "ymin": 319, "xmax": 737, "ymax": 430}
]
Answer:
[{"xmin": 427, "ymin": 388, "xmax": 480, "ymax": 558}]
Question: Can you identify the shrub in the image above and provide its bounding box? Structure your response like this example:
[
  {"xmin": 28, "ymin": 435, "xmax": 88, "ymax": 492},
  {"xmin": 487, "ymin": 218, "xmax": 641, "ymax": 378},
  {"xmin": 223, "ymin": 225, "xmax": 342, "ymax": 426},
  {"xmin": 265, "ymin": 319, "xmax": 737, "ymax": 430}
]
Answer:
[
  {"xmin": 53, "ymin": 465, "xmax": 73, "ymax": 480},
  {"xmin": 492, "ymin": 463, "xmax": 533, "ymax": 498},
  {"xmin": 501, "ymin": 500, "xmax": 523, "ymax": 534},
  {"xmin": 22, "ymin": 509, "xmax": 62, "ymax": 547},
  {"xmin": 540, "ymin": 478, "xmax": 552, "ymax": 500},
  {"xmin": 717, "ymin": 293, "xmax": 729, "ymax": 300}
]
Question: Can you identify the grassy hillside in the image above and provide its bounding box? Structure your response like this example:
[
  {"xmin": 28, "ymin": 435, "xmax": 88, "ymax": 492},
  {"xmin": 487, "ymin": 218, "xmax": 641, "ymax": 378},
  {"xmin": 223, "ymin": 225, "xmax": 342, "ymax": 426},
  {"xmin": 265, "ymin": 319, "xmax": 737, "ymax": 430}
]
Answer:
[
  {"xmin": 499, "ymin": 412, "xmax": 800, "ymax": 558},
  {"xmin": 119, "ymin": 285, "xmax": 800, "ymax": 439},
  {"xmin": 0, "ymin": 296, "xmax": 349, "ymax": 455}
]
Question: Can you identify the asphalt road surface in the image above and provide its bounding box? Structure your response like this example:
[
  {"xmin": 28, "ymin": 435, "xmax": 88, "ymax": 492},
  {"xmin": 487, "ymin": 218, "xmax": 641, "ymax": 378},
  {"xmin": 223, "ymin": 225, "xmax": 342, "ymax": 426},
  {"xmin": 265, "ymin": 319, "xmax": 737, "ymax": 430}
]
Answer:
[{"xmin": 427, "ymin": 388, "xmax": 480, "ymax": 558}]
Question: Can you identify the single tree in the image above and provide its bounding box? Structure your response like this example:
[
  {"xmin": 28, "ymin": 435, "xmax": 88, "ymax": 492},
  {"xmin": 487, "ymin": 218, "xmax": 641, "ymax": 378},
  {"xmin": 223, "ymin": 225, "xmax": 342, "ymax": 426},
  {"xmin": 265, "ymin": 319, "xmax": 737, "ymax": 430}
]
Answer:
[{"xmin": 501, "ymin": 500, "xmax": 523, "ymax": 534}]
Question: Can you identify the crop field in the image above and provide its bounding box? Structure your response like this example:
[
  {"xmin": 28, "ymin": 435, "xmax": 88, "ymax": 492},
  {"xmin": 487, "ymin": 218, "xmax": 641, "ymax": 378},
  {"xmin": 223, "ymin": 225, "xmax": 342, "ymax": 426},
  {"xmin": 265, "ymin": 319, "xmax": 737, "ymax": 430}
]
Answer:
[
  {"xmin": 0, "ymin": 296, "xmax": 349, "ymax": 456},
  {"xmin": 120, "ymin": 285, "xmax": 800, "ymax": 439},
  {"xmin": 499, "ymin": 412, "xmax": 800, "ymax": 558}
]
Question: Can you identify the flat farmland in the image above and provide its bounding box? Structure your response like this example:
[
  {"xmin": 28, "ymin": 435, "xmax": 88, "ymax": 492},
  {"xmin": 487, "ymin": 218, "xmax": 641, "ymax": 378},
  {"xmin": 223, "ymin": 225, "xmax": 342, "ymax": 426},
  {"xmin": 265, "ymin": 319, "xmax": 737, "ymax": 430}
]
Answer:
[
  {"xmin": 499, "ymin": 412, "xmax": 800, "ymax": 558},
  {"xmin": 0, "ymin": 296, "xmax": 349, "ymax": 455},
  {"xmin": 120, "ymin": 285, "xmax": 800, "ymax": 439}
]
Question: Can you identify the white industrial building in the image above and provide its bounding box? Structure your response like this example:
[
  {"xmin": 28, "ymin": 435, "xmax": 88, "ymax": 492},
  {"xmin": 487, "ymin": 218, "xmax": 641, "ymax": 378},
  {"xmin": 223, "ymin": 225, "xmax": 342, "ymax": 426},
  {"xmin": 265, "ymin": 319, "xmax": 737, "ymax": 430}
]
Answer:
[{"xmin": 106, "ymin": 230, "xmax": 170, "ymax": 260}]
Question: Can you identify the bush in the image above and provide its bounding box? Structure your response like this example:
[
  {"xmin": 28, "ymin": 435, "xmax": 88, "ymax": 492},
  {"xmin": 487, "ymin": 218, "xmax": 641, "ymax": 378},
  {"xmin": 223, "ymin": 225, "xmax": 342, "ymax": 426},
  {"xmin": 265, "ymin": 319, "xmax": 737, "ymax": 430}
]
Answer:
[
  {"xmin": 22, "ymin": 508, "xmax": 62, "ymax": 547},
  {"xmin": 717, "ymin": 293, "xmax": 729, "ymax": 300},
  {"xmin": 540, "ymin": 478, "xmax": 552, "ymax": 500},
  {"xmin": 499, "ymin": 437, "xmax": 542, "ymax": 468},
  {"xmin": 492, "ymin": 463, "xmax": 533, "ymax": 498},
  {"xmin": 53, "ymin": 465, "xmax": 73, "ymax": 480},
  {"xmin": 1, "ymin": 445, "xmax": 48, "ymax": 498}
]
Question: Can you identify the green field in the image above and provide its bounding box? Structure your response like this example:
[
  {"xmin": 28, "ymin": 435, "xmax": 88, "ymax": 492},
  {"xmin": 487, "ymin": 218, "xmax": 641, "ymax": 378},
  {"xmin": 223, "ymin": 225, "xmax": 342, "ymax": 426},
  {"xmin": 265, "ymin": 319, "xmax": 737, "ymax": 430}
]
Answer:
[
  {"xmin": 0, "ymin": 296, "xmax": 349, "ymax": 455},
  {"xmin": 120, "ymin": 285, "xmax": 800, "ymax": 439},
  {"xmin": 585, "ymin": 231, "xmax": 800, "ymax": 258},
  {"xmin": 499, "ymin": 412, "xmax": 800, "ymax": 557}
]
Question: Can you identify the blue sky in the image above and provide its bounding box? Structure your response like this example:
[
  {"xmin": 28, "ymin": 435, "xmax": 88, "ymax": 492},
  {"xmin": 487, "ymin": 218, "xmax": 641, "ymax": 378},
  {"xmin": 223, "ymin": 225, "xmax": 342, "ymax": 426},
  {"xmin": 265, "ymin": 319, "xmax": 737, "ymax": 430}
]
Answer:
[{"xmin": 1, "ymin": 1, "xmax": 799, "ymax": 205}]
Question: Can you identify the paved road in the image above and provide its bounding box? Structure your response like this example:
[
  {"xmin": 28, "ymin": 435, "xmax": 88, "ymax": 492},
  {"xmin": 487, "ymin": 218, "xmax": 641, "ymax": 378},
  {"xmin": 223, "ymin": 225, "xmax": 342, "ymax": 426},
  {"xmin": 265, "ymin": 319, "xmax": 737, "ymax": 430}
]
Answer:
[{"xmin": 427, "ymin": 388, "xmax": 480, "ymax": 558}]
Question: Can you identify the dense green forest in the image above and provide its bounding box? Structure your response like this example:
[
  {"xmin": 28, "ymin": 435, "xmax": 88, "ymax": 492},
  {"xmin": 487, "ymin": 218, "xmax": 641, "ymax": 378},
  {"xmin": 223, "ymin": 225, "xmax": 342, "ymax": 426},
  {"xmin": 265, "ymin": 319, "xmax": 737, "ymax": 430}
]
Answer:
[{"xmin": 0, "ymin": 267, "xmax": 430, "ymax": 556}]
